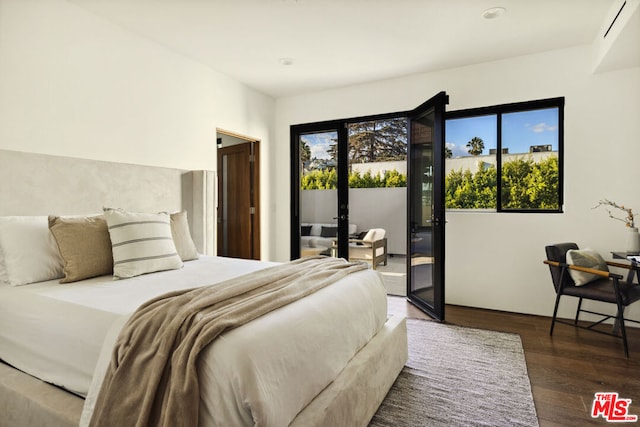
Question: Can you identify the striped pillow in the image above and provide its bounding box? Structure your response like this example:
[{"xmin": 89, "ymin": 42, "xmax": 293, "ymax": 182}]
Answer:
[{"xmin": 103, "ymin": 208, "xmax": 183, "ymax": 279}]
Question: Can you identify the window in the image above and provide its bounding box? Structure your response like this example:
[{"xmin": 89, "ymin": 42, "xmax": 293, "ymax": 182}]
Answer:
[{"xmin": 445, "ymin": 97, "xmax": 563, "ymax": 212}]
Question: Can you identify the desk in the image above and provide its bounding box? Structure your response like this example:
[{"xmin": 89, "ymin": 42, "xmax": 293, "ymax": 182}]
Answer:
[
  {"xmin": 610, "ymin": 252, "xmax": 640, "ymax": 284},
  {"xmin": 608, "ymin": 253, "xmax": 640, "ymax": 335}
]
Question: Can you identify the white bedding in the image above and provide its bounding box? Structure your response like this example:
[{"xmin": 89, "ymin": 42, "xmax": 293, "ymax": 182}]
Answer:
[{"xmin": 0, "ymin": 255, "xmax": 388, "ymax": 426}]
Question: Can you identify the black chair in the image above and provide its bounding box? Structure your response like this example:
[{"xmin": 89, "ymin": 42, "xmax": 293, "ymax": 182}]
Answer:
[{"xmin": 544, "ymin": 242, "xmax": 640, "ymax": 358}]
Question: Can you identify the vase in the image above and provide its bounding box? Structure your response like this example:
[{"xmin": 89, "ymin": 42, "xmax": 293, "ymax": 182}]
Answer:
[{"xmin": 626, "ymin": 227, "xmax": 640, "ymax": 254}]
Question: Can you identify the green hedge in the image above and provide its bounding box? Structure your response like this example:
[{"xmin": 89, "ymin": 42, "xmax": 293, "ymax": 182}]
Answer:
[
  {"xmin": 445, "ymin": 156, "xmax": 559, "ymax": 209},
  {"xmin": 302, "ymin": 157, "xmax": 559, "ymax": 211},
  {"xmin": 301, "ymin": 169, "xmax": 406, "ymax": 190}
]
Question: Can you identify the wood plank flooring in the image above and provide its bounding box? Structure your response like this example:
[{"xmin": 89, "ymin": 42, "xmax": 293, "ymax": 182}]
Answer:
[{"xmin": 387, "ymin": 296, "xmax": 640, "ymax": 426}]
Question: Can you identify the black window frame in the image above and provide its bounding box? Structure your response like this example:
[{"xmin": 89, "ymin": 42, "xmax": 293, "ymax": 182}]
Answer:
[{"xmin": 445, "ymin": 97, "xmax": 564, "ymax": 213}]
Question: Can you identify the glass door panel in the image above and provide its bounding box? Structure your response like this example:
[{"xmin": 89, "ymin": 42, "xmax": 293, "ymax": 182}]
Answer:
[
  {"xmin": 408, "ymin": 92, "xmax": 447, "ymax": 320},
  {"xmin": 298, "ymin": 131, "xmax": 339, "ymax": 258},
  {"xmin": 347, "ymin": 118, "xmax": 407, "ymax": 292}
]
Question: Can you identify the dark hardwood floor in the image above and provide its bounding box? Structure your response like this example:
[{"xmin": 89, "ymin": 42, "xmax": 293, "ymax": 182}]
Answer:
[{"xmin": 387, "ymin": 296, "xmax": 640, "ymax": 426}]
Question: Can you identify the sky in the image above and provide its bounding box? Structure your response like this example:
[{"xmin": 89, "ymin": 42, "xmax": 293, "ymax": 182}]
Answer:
[
  {"xmin": 301, "ymin": 132, "xmax": 337, "ymax": 160},
  {"xmin": 446, "ymin": 108, "xmax": 559, "ymax": 157},
  {"xmin": 300, "ymin": 107, "xmax": 559, "ymax": 160}
]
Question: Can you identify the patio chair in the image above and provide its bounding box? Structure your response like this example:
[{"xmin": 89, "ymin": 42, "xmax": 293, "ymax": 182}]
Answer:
[{"xmin": 348, "ymin": 228, "xmax": 387, "ymax": 270}]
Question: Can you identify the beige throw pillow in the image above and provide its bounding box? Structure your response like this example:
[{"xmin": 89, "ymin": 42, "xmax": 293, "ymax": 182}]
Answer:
[
  {"xmin": 48, "ymin": 215, "xmax": 114, "ymax": 283},
  {"xmin": 170, "ymin": 211, "xmax": 199, "ymax": 261},
  {"xmin": 566, "ymin": 248, "xmax": 608, "ymax": 286}
]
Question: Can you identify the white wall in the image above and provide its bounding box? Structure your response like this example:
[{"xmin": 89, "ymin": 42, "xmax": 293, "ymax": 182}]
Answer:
[
  {"xmin": 0, "ymin": 0, "xmax": 276, "ymax": 259},
  {"xmin": 275, "ymin": 45, "xmax": 640, "ymax": 321}
]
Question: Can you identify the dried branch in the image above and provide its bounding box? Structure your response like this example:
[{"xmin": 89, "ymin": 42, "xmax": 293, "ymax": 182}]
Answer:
[{"xmin": 592, "ymin": 199, "xmax": 635, "ymax": 228}]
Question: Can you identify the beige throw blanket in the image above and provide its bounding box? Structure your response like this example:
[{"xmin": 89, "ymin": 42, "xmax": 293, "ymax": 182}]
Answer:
[{"xmin": 88, "ymin": 256, "xmax": 367, "ymax": 427}]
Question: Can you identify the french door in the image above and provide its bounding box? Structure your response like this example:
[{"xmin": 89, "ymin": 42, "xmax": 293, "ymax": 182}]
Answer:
[
  {"xmin": 290, "ymin": 121, "xmax": 350, "ymax": 260},
  {"xmin": 407, "ymin": 92, "xmax": 448, "ymax": 321},
  {"xmin": 290, "ymin": 91, "xmax": 447, "ymax": 320}
]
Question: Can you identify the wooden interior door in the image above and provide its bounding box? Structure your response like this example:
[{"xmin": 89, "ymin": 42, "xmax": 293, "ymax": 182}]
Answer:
[{"xmin": 217, "ymin": 141, "xmax": 260, "ymax": 259}]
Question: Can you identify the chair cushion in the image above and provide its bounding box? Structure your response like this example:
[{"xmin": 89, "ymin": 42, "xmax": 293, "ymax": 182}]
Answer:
[
  {"xmin": 362, "ymin": 229, "xmax": 377, "ymax": 243},
  {"xmin": 302, "ymin": 223, "xmax": 358, "ymax": 236},
  {"xmin": 362, "ymin": 228, "xmax": 386, "ymax": 243},
  {"xmin": 320, "ymin": 226, "xmax": 338, "ymax": 238},
  {"xmin": 564, "ymin": 278, "xmax": 640, "ymax": 305},
  {"xmin": 355, "ymin": 231, "xmax": 368, "ymax": 245},
  {"xmin": 566, "ymin": 248, "xmax": 608, "ymax": 285}
]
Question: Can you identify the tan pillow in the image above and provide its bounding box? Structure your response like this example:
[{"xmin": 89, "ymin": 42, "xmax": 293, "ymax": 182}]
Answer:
[
  {"xmin": 170, "ymin": 211, "xmax": 199, "ymax": 261},
  {"xmin": 48, "ymin": 215, "xmax": 114, "ymax": 283},
  {"xmin": 566, "ymin": 248, "xmax": 608, "ymax": 286}
]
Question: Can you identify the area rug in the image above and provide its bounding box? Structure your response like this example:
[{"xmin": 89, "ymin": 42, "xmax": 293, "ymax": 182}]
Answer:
[{"xmin": 369, "ymin": 318, "xmax": 539, "ymax": 427}]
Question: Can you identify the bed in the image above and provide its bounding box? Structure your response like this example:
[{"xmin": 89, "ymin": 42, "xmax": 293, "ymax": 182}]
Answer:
[{"xmin": 0, "ymin": 149, "xmax": 408, "ymax": 427}]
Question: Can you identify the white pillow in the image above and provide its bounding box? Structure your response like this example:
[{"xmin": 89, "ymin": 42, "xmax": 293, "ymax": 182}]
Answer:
[
  {"xmin": 362, "ymin": 228, "xmax": 386, "ymax": 243},
  {"xmin": 0, "ymin": 216, "xmax": 64, "ymax": 286},
  {"xmin": 169, "ymin": 211, "xmax": 199, "ymax": 262},
  {"xmin": 103, "ymin": 208, "xmax": 183, "ymax": 279},
  {"xmin": 566, "ymin": 248, "xmax": 608, "ymax": 286},
  {"xmin": 362, "ymin": 229, "xmax": 377, "ymax": 243},
  {"xmin": 0, "ymin": 262, "xmax": 7, "ymax": 284}
]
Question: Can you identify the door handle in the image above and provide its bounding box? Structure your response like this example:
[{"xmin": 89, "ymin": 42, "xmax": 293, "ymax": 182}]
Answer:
[
  {"xmin": 333, "ymin": 215, "xmax": 346, "ymax": 221},
  {"xmin": 426, "ymin": 218, "xmax": 448, "ymax": 225}
]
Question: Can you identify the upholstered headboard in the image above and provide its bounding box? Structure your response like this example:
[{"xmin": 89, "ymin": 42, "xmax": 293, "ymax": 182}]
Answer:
[{"xmin": 0, "ymin": 149, "xmax": 215, "ymax": 254}]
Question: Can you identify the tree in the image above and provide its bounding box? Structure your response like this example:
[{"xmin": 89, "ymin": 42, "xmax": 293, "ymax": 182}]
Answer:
[
  {"xmin": 466, "ymin": 136, "xmax": 484, "ymax": 156},
  {"xmin": 445, "ymin": 146, "xmax": 453, "ymax": 159},
  {"xmin": 445, "ymin": 166, "xmax": 496, "ymax": 209},
  {"xmin": 347, "ymin": 118, "xmax": 407, "ymax": 163},
  {"xmin": 300, "ymin": 139, "xmax": 311, "ymax": 164},
  {"xmin": 327, "ymin": 139, "xmax": 338, "ymax": 163},
  {"xmin": 502, "ymin": 157, "xmax": 558, "ymax": 209}
]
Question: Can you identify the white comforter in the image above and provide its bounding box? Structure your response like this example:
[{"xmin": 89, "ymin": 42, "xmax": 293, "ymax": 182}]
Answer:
[{"xmin": 0, "ymin": 256, "xmax": 388, "ymax": 426}]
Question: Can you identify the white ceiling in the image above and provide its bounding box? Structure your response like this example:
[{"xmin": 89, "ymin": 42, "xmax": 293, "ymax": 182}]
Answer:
[{"xmin": 69, "ymin": 0, "xmax": 618, "ymax": 98}]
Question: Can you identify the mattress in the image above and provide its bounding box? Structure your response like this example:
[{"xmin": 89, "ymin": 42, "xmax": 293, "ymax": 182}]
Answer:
[{"xmin": 0, "ymin": 255, "xmax": 389, "ymax": 426}]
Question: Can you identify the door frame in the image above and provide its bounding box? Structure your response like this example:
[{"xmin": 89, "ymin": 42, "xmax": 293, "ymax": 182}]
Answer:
[
  {"xmin": 289, "ymin": 93, "xmax": 447, "ymax": 320},
  {"xmin": 216, "ymin": 129, "xmax": 261, "ymax": 260},
  {"xmin": 406, "ymin": 91, "xmax": 448, "ymax": 320},
  {"xmin": 290, "ymin": 120, "xmax": 348, "ymax": 260},
  {"xmin": 290, "ymin": 113, "xmax": 406, "ymax": 260}
]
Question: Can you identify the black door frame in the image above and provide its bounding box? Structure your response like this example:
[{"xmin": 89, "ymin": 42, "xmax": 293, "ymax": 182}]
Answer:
[
  {"xmin": 406, "ymin": 91, "xmax": 448, "ymax": 321},
  {"xmin": 290, "ymin": 93, "xmax": 448, "ymax": 321},
  {"xmin": 290, "ymin": 112, "xmax": 408, "ymax": 261},
  {"xmin": 290, "ymin": 120, "xmax": 349, "ymax": 259}
]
